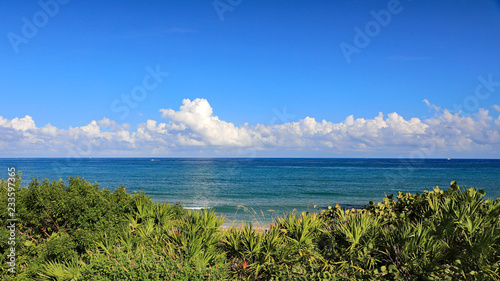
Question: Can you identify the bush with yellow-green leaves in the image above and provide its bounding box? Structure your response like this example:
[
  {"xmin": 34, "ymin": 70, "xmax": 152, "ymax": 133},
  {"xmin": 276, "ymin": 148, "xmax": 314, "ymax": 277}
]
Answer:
[{"xmin": 1, "ymin": 173, "xmax": 499, "ymax": 280}]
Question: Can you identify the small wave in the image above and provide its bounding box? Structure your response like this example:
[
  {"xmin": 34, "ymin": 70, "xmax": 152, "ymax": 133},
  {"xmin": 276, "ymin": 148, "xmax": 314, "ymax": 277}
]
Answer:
[
  {"xmin": 184, "ymin": 206, "xmax": 211, "ymax": 210},
  {"xmin": 301, "ymin": 191, "xmax": 341, "ymax": 196}
]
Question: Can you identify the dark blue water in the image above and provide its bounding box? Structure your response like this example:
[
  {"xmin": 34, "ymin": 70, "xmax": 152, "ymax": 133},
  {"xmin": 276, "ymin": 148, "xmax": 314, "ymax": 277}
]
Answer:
[{"xmin": 1, "ymin": 158, "xmax": 499, "ymax": 225}]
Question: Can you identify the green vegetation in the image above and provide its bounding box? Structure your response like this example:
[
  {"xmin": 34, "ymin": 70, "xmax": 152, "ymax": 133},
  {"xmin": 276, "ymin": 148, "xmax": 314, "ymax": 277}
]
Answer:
[{"xmin": 1, "ymin": 174, "xmax": 499, "ymax": 280}]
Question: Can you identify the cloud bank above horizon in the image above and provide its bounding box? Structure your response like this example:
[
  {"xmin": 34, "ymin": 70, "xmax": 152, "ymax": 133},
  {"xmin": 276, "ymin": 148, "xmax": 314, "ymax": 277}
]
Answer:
[{"xmin": 2, "ymin": 98, "xmax": 500, "ymax": 158}]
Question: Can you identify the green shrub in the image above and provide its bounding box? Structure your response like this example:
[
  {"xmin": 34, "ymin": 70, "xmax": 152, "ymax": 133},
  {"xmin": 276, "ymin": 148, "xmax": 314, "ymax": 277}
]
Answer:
[
  {"xmin": 319, "ymin": 181, "xmax": 500, "ymax": 280},
  {"xmin": 1, "ymin": 173, "xmax": 499, "ymax": 280}
]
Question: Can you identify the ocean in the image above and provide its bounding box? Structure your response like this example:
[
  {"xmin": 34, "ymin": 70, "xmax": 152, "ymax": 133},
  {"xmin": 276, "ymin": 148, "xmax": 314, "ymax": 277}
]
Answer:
[{"xmin": 2, "ymin": 158, "xmax": 499, "ymax": 225}]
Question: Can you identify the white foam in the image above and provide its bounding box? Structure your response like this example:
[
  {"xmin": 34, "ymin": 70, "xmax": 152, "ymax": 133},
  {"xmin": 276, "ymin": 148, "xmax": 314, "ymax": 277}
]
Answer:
[{"xmin": 184, "ymin": 206, "xmax": 211, "ymax": 210}]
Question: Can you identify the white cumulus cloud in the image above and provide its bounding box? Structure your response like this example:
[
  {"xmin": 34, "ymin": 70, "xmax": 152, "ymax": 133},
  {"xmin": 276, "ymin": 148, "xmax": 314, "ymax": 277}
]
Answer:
[
  {"xmin": 159, "ymin": 98, "xmax": 253, "ymax": 146},
  {"xmin": 1, "ymin": 98, "xmax": 500, "ymax": 158}
]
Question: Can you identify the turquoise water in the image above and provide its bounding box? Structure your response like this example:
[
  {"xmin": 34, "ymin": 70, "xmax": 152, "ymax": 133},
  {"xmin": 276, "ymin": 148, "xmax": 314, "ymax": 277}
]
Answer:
[{"xmin": 2, "ymin": 158, "xmax": 499, "ymax": 225}]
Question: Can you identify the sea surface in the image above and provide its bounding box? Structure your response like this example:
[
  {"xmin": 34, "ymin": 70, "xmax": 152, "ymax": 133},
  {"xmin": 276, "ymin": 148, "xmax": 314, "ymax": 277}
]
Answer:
[{"xmin": 1, "ymin": 158, "xmax": 499, "ymax": 225}]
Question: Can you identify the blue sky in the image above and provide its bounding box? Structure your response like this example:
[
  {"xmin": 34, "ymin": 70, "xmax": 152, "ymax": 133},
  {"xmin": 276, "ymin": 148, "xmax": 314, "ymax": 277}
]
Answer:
[{"xmin": 1, "ymin": 0, "xmax": 500, "ymax": 158}]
